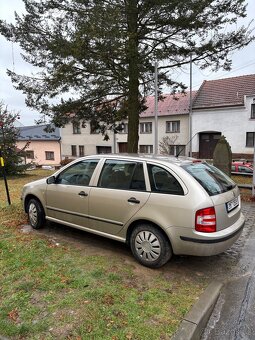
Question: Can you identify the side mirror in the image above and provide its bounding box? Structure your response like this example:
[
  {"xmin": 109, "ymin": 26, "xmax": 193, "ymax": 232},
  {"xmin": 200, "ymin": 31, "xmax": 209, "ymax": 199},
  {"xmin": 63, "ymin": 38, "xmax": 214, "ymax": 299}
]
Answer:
[{"xmin": 46, "ymin": 176, "xmax": 56, "ymax": 184}]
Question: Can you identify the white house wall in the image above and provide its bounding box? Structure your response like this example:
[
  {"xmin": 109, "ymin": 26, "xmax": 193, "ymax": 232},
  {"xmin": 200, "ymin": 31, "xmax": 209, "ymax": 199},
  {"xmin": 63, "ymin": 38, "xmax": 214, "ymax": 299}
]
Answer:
[
  {"xmin": 61, "ymin": 122, "xmax": 115, "ymax": 157},
  {"xmin": 192, "ymin": 95, "xmax": 255, "ymax": 156},
  {"xmin": 61, "ymin": 114, "xmax": 189, "ymax": 158}
]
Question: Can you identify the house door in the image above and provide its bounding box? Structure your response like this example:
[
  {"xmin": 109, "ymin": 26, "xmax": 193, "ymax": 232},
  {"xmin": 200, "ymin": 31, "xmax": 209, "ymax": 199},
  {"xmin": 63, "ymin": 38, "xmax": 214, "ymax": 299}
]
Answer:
[
  {"xmin": 199, "ymin": 133, "xmax": 221, "ymax": 159},
  {"xmin": 118, "ymin": 142, "xmax": 128, "ymax": 153}
]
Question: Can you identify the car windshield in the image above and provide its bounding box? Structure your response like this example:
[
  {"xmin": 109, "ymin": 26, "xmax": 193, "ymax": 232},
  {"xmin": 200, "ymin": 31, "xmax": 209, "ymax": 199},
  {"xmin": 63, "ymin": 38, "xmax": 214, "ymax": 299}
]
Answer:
[{"xmin": 181, "ymin": 162, "xmax": 236, "ymax": 196}]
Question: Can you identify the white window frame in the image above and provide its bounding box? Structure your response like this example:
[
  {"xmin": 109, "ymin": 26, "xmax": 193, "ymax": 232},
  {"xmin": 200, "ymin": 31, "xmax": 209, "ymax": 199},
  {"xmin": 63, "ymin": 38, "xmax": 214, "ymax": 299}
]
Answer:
[
  {"xmin": 169, "ymin": 145, "xmax": 185, "ymax": 156},
  {"xmin": 251, "ymin": 103, "xmax": 255, "ymax": 119},
  {"xmin": 73, "ymin": 122, "xmax": 81, "ymax": 134},
  {"xmin": 140, "ymin": 122, "xmax": 152, "ymax": 134},
  {"xmin": 139, "ymin": 145, "xmax": 153, "ymax": 154},
  {"xmin": 166, "ymin": 120, "xmax": 180, "ymax": 133},
  {"xmin": 119, "ymin": 123, "xmax": 128, "ymax": 134}
]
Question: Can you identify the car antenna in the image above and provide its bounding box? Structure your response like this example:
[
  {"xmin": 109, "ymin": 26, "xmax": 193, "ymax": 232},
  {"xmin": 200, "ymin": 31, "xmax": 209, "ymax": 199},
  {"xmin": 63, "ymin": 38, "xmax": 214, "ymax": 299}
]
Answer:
[{"xmin": 176, "ymin": 133, "xmax": 198, "ymax": 158}]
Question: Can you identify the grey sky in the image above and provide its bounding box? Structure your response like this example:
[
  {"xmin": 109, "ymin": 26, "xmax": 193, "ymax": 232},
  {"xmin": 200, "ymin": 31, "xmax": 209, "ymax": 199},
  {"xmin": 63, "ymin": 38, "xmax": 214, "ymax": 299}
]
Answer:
[{"xmin": 0, "ymin": 0, "xmax": 254, "ymax": 126}]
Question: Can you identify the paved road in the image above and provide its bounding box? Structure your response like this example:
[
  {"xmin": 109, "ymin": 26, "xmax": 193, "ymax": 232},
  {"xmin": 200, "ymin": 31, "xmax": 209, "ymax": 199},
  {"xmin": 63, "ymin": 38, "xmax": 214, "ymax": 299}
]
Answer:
[{"xmin": 202, "ymin": 202, "xmax": 255, "ymax": 340}]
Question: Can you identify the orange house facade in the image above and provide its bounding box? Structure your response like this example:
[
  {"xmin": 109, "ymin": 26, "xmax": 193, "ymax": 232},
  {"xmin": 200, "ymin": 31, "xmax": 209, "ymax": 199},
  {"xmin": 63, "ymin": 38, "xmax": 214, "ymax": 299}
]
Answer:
[{"xmin": 17, "ymin": 125, "xmax": 61, "ymax": 166}]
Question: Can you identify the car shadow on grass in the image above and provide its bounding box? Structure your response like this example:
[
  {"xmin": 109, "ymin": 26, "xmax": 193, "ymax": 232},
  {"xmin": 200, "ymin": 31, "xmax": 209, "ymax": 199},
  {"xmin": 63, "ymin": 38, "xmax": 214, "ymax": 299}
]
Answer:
[{"xmin": 20, "ymin": 213, "xmax": 252, "ymax": 283}]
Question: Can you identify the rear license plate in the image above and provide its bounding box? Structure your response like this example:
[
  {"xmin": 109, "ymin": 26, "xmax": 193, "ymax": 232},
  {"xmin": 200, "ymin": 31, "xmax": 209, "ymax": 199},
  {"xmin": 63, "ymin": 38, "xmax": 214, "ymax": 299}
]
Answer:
[{"xmin": 226, "ymin": 197, "xmax": 239, "ymax": 213}]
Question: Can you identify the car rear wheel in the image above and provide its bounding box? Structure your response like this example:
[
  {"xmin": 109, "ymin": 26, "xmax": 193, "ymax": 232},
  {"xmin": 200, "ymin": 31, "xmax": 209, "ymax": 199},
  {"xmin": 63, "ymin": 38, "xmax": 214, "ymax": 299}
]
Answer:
[
  {"xmin": 130, "ymin": 224, "xmax": 172, "ymax": 268},
  {"xmin": 28, "ymin": 198, "xmax": 45, "ymax": 229}
]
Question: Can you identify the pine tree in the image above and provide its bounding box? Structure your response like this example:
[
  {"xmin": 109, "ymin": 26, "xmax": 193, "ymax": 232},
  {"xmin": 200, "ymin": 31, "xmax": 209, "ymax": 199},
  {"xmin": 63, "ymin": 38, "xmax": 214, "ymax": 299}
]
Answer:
[
  {"xmin": 0, "ymin": 0, "xmax": 253, "ymax": 152},
  {"xmin": 0, "ymin": 103, "xmax": 26, "ymax": 175}
]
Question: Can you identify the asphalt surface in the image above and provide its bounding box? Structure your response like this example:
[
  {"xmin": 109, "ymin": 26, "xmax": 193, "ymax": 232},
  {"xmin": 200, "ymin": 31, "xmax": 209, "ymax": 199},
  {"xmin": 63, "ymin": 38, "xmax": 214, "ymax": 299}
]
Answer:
[{"xmin": 202, "ymin": 202, "xmax": 255, "ymax": 340}]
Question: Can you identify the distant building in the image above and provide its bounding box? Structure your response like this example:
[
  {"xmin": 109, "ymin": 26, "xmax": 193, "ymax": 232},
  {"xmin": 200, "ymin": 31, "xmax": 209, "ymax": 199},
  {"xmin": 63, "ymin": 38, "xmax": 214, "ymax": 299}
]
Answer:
[
  {"xmin": 60, "ymin": 92, "xmax": 196, "ymax": 158},
  {"xmin": 192, "ymin": 74, "xmax": 255, "ymax": 159},
  {"xmin": 17, "ymin": 125, "xmax": 61, "ymax": 166}
]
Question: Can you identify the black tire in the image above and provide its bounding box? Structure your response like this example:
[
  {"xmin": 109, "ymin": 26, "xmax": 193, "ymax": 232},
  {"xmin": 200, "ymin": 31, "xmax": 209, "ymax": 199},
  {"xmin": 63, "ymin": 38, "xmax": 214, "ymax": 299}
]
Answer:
[
  {"xmin": 130, "ymin": 224, "xmax": 172, "ymax": 268},
  {"xmin": 27, "ymin": 198, "xmax": 45, "ymax": 229}
]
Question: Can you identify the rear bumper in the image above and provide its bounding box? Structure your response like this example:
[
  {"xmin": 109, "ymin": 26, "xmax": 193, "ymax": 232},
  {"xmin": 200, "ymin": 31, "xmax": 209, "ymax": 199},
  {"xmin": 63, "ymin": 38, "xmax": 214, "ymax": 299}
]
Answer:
[
  {"xmin": 180, "ymin": 221, "xmax": 244, "ymax": 244},
  {"xmin": 168, "ymin": 212, "xmax": 245, "ymax": 256}
]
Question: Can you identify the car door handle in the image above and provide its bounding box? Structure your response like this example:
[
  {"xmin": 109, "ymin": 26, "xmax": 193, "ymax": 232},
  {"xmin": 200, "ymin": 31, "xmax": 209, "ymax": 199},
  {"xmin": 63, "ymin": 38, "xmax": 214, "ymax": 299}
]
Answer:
[
  {"xmin": 128, "ymin": 197, "xmax": 140, "ymax": 204},
  {"xmin": 78, "ymin": 191, "xmax": 88, "ymax": 197}
]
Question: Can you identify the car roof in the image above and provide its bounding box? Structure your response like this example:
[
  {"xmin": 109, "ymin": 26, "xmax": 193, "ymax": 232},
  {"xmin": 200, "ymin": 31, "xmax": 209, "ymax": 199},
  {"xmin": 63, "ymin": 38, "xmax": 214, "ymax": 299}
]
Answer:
[{"xmin": 82, "ymin": 153, "xmax": 196, "ymax": 166}]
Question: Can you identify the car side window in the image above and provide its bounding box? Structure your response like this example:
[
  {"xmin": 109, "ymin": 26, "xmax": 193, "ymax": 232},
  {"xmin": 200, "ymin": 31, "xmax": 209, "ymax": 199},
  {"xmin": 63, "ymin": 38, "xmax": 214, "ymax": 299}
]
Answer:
[
  {"xmin": 238, "ymin": 166, "xmax": 253, "ymax": 173},
  {"xmin": 56, "ymin": 160, "xmax": 99, "ymax": 186},
  {"xmin": 98, "ymin": 160, "xmax": 146, "ymax": 191},
  {"xmin": 147, "ymin": 164, "xmax": 184, "ymax": 195}
]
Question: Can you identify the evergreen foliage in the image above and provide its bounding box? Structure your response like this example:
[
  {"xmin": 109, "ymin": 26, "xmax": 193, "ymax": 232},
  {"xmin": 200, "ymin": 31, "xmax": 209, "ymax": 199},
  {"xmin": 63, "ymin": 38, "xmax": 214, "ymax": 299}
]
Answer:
[
  {"xmin": 0, "ymin": 103, "xmax": 27, "ymax": 175},
  {"xmin": 0, "ymin": 0, "xmax": 253, "ymax": 152}
]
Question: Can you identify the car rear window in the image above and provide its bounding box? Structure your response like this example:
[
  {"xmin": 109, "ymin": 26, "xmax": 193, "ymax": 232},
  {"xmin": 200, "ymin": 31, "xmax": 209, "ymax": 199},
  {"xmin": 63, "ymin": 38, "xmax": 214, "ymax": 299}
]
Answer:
[{"xmin": 181, "ymin": 162, "xmax": 236, "ymax": 196}]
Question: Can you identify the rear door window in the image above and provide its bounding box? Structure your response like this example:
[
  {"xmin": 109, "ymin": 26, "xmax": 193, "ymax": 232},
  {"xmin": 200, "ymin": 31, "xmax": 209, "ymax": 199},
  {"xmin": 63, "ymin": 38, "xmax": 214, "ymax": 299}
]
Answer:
[
  {"xmin": 147, "ymin": 164, "xmax": 184, "ymax": 195},
  {"xmin": 98, "ymin": 160, "xmax": 146, "ymax": 191},
  {"xmin": 182, "ymin": 162, "xmax": 236, "ymax": 196}
]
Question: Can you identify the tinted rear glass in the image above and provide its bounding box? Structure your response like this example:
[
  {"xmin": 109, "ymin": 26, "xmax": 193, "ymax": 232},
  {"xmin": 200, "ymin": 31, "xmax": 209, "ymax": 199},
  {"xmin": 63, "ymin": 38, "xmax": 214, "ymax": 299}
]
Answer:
[{"xmin": 182, "ymin": 162, "xmax": 236, "ymax": 196}]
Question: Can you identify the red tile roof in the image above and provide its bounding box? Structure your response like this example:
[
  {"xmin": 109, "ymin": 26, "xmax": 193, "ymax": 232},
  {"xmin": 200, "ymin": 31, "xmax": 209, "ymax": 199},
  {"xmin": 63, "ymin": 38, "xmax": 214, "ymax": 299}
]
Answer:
[
  {"xmin": 140, "ymin": 92, "xmax": 196, "ymax": 117},
  {"xmin": 193, "ymin": 74, "xmax": 255, "ymax": 109}
]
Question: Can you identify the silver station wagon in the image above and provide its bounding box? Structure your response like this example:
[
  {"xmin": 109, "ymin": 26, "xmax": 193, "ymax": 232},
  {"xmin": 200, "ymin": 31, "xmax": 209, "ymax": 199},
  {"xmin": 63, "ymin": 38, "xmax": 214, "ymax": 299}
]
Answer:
[{"xmin": 21, "ymin": 155, "xmax": 245, "ymax": 268}]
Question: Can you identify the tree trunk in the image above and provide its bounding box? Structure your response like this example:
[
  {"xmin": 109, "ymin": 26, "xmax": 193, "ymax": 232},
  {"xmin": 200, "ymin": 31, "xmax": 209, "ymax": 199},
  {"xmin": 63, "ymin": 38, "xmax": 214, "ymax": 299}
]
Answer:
[{"xmin": 127, "ymin": 0, "xmax": 139, "ymax": 153}]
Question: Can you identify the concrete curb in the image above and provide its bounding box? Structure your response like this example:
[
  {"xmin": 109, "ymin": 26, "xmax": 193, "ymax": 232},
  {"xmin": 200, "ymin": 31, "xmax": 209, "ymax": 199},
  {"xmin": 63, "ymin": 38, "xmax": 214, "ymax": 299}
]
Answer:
[{"xmin": 172, "ymin": 280, "xmax": 223, "ymax": 340}]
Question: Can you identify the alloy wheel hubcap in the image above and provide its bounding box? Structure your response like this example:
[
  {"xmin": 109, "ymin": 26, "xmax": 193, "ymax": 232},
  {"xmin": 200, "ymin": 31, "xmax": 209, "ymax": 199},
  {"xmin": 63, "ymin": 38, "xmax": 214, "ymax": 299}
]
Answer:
[
  {"xmin": 135, "ymin": 231, "xmax": 161, "ymax": 261},
  {"xmin": 29, "ymin": 203, "xmax": 38, "ymax": 225}
]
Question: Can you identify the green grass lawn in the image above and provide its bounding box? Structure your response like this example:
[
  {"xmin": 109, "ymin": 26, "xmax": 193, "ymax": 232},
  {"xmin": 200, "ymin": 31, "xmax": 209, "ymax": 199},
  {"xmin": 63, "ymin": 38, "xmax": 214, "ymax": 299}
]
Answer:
[{"xmin": 0, "ymin": 170, "xmax": 207, "ymax": 339}]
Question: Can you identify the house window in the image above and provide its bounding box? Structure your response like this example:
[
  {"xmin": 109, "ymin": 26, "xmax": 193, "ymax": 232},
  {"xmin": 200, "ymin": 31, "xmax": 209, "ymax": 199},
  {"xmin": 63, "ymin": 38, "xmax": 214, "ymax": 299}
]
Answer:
[
  {"xmin": 90, "ymin": 121, "xmax": 100, "ymax": 134},
  {"xmin": 71, "ymin": 145, "xmax": 77, "ymax": 156},
  {"xmin": 140, "ymin": 122, "xmax": 152, "ymax": 134},
  {"xmin": 169, "ymin": 145, "xmax": 185, "ymax": 156},
  {"xmin": 73, "ymin": 122, "xmax": 81, "ymax": 134},
  {"xmin": 166, "ymin": 121, "xmax": 180, "ymax": 133},
  {"xmin": 251, "ymin": 104, "xmax": 255, "ymax": 119},
  {"xmin": 79, "ymin": 145, "xmax": 85, "ymax": 157},
  {"xmin": 96, "ymin": 146, "xmax": 112, "ymax": 154},
  {"xmin": 119, "ymin": 123, "xmax": 128, "ymax": 134},
  {"xmin": 26, "ymin": 150, "xmax": 34, "ymax": 159},
  {"xmin": 246, "ymin": 132, "xmax": 255, "ymax": 147},
  {"xmin": 139, "ymin": 145, "xmax": 153, "ymax": 154},
  {"xmin": 45, "ymin": 151, "xmax": 54, "ymax": 160}
]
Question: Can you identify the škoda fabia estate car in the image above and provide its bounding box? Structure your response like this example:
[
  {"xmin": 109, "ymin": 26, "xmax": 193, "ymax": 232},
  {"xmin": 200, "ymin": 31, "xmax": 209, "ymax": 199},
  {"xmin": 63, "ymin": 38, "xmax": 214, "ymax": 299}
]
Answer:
[{"xmin": 21, "ymin": 155, "xmax": 245, "ymax": 268}]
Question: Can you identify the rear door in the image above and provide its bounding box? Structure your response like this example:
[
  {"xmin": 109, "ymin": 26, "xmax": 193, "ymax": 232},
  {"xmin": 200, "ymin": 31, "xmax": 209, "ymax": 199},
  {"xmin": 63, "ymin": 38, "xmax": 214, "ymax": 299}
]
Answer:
[{"xmin": 88, "ymin": 159, "xmax": 150, "ymax": 235}]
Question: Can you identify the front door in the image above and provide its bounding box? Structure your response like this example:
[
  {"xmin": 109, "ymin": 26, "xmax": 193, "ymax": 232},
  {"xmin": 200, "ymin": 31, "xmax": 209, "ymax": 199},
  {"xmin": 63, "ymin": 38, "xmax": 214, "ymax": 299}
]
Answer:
[
  {"xmin": 118, "ymin": 142, "xmax": 128, "ymax": 153},
  {"xmin": 199, "ymin": 132, "xmax": 221, "ymax": 159},
  {"xmin": 46, "ymin": 159, "xmax": 99, "ymax": 228}
]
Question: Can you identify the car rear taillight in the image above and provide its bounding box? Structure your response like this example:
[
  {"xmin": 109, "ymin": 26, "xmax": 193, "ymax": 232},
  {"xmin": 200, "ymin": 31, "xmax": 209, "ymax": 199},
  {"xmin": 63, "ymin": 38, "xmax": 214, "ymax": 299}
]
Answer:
[{"xmin": 195, "ymin": 207, "xmax": 216, "ymax": 233}]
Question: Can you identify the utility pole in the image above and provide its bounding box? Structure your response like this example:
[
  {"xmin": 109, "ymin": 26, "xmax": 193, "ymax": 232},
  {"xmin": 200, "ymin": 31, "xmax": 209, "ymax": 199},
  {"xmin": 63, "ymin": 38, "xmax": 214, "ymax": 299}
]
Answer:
[
  {"xmin": 113, "ymin": 124, "xmax": 116, "ymax": 153},
  {"xmin": 154, "ymin": 61, "xmax": 158, "ymax": 154},
  {"xmin": 189, "ymin": 53, "xmax": 193, "ymax": 157}
]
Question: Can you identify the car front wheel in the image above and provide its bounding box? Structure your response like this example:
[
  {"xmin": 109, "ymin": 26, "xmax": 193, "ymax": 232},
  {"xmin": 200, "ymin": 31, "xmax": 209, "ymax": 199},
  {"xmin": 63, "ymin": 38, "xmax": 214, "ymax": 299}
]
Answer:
[
  {"xmin": 28, "ymin": 198, "xmax": 45, "ymax": 229},
  {"xmin": 130, "ymin": 224, "xmax": 172, "ymax": 268}
]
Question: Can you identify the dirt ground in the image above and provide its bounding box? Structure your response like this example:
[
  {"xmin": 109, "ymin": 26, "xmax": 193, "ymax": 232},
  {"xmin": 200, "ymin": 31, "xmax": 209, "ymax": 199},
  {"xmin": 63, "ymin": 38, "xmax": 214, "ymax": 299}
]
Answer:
[{"xmin": 20, "ymin": 202, "xmax": 254, "ymax": 282}]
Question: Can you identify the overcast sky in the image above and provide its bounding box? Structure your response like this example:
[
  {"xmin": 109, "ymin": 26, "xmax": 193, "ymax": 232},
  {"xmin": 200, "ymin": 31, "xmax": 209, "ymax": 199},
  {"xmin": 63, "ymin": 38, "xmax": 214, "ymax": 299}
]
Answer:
[{"xmin": 0, "ymin": 0, "xmax": 255, "ymax": 126}]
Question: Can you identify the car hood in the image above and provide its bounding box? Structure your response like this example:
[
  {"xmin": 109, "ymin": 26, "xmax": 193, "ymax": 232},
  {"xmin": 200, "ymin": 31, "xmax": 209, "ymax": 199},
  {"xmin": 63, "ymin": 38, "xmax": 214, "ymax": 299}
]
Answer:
[{"xmin": 23, "ymin": 178, "xmax": 48, "ymax": 189}]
